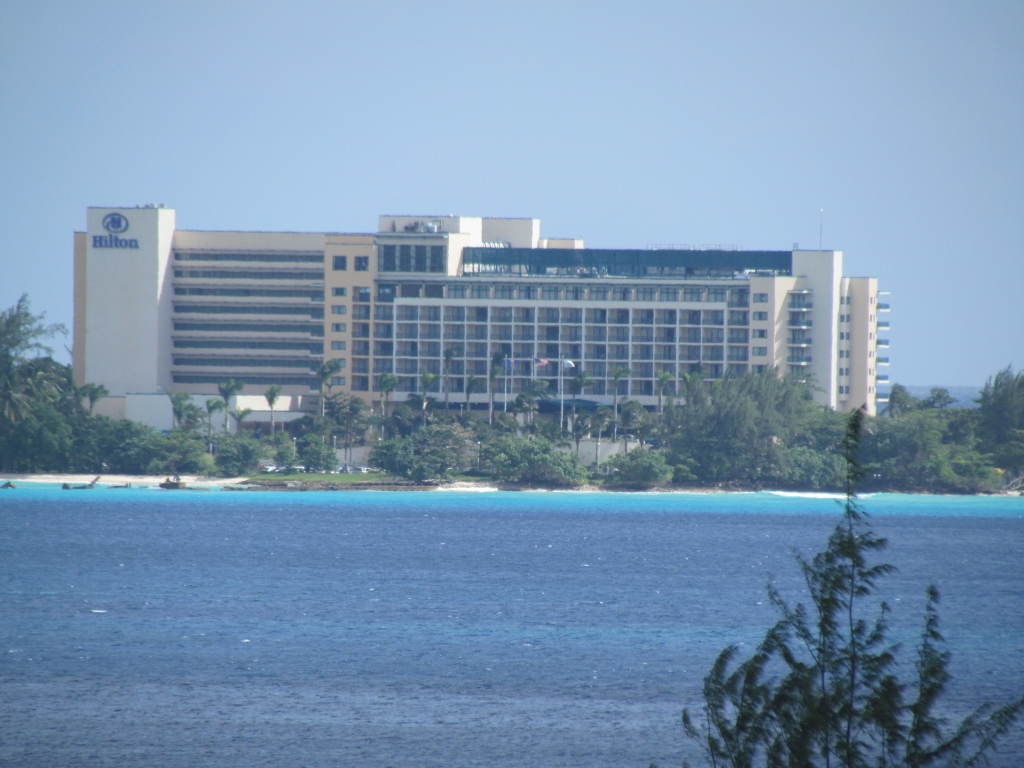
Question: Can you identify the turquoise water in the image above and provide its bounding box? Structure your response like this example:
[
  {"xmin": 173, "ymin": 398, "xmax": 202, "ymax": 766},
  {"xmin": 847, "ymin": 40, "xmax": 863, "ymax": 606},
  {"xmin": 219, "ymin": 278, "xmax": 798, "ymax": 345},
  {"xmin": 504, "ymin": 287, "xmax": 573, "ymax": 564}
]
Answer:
[{"xmin": 1, "ymin": 489, "xmax": 1022, "ymax": 766}]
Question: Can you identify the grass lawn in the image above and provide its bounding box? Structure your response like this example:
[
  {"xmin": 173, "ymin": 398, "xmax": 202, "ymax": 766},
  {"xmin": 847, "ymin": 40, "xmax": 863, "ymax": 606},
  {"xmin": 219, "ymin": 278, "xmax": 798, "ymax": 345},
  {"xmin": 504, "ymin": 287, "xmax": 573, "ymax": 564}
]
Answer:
[{"xmin": 247, "ymin": 472, "xmax": 389, "ymax": 483}]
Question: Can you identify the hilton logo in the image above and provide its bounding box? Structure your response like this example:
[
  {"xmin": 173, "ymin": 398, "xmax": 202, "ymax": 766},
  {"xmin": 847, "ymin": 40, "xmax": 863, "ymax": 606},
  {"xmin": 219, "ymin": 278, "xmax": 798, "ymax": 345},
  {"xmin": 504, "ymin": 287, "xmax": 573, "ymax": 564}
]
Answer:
[{"xmin": 93, "ymin": 212, "xmax": 139, "ymax": 249}]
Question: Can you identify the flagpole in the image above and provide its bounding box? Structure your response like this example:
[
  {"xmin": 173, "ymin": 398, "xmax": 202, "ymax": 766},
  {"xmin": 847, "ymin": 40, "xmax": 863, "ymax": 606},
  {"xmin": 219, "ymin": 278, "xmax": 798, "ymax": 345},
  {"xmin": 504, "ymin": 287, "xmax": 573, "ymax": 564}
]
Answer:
[
  {"xmin": 503, "ymin": 355, "xmax": 508, "ymax": 413},
  {"xmin": 559, "ymin": 361, "xmax": 564, "ymax": 433}
]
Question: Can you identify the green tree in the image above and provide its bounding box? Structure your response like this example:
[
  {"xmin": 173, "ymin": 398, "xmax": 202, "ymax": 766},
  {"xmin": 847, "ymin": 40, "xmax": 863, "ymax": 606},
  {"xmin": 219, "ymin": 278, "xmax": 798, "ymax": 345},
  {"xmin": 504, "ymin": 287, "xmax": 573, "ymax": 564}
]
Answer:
[
  {"xmin": 368, "ymin": 423, "xmax": 470, "ymax": 481},
  {"xmin": 443, "ymin": 345, "xmax": 461, "ymax": 414},
  {"xmin": 465, "ymin": 374, "xmax": 484, "ymax": 411},
  {"xmin": 420, "ymin": 371, "xmax": 438, "ymax": 426},
  {"xmin": 480, "ymin": 436, "xmax": 588, "ymax": 487},
  {"xmin": 296, "ymin": 432, "xmax": 338, "ymax": 473},
  {"xmin": 682, "ymin": 411, "xmax": 1024, "ymax": 768},
  {"xmin": 204, "ymin": 397, "xmax": 224, "ymax": 445},
  {"xmin": 378, "ymin": 372, "xmax": 398, "ymax": 419},
  {"xmin": 216, "ymin": 379, "xmax": 244, "ymax": 431},
  {"xmin": 79, "ymin": 383, "xmax": 109, "ymax": 414},
  {"xmin": 921, "ymin": 387, "xmax": 956, "ymax": 410},
  {"xmin": 264, "ymin": 384, "xmax": 282, "ymax": 437},
  {"xmin": 570, "ymin": 370, "xmax": 594, "ymax": 428},
  {"xmin": 882, "ymin": 383, "xmax": 918, "ymax": 417},
  {"xmin": 655, "ymin": 369, "xmax": 674, "ymax": 415},
  {"xmin": 606, "ymin": 448, "xmax": 672, "ymax": 487},
  {"xmin": 611, "ymin": 365, "xmax": 629, "ymax": 441},
  {"xmin": 315, "ymin": 360, "xmax": 343, "ymax": 417},
  {"xmin": 590, "ymin": 405, "xmax": 613, "ymax": 469},
  {"xmin": 214, "ymin": 431, "xmax": 262, "ymax": 476},
  {"xmin": 976, "ymin": 366, "xmax": 1024, "ymax": 481},
  {"xmin": 488, "ymin": 352, "xmax": 504, "ymax": 425}
]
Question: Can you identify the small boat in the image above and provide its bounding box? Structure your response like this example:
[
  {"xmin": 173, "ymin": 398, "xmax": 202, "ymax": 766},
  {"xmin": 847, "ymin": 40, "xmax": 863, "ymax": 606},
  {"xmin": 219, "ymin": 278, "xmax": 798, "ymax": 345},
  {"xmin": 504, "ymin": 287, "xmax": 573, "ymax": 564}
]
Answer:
[
  {"xmin": 159, "ymin": 478, "xmax": 186, "ymax": 490},
  {"xmin": 0, "ymin": 480, "xmax": 15, "ymax": 489},
  {"xmin": 63, "ymin": 476, "xmax": 100, "ymax": 490}
]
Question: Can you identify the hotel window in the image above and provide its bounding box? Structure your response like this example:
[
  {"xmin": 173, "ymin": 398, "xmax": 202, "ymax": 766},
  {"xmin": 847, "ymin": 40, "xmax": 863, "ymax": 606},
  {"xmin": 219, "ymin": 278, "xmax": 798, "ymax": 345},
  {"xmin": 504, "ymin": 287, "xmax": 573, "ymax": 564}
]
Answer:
[
  {"xmin": 660, "ymin": 288, "xmax": 679, "ymax": 302},
  {"xmin": 542, "ymin": 286, "xmax": 561, "ymax": 300},
  {"xmin": 683, "ymin": 287, "xmax": 704, "ymax": 302},
  {"xmin": 752, "ymin": 311, "xmax": 769, "ymax": 321},
  {"xmin": 352, "ymin": 358, "xmax": 370, "ymax": 373},
  {"xmin": 331, "ymin": 323, "xmax": 346, "ymax": 332},
  {"xmin": 613, "ymin": 287, "xmax": 632, "ymax": 301},
  {"xmin": 752, "ymin": 347, "xmax": 768, "ymax": 357},
  {"xmin": 331, "ymin": 341, "xmax": 347, "ymax": 351},
  {"xmin": 753, "ymin": 365, "xmax": 767, "ymax": 373},
  {"xmin": 355, "ymin": 256, "xmax": 369, "ymax": 271},
  {"xmin": 352, "ymin": 341, "xmax": 370, "ymax": 356},
  {"xmin": 752, "ymin": 329, "xmax": 767, "ymax": 339},
  {"xmin": 374, "ymin": 341, "xmax": 393, "ymax": 356},
  {"xmin": 377, "ymin": 284, "xmax": 396, "ymax": 303},
  {"xmin": 471, "ymin": 285, "xmax": 491, "ymax": 299},
  {"xmin": 414, "ymin": 246, "xmax": 427, "ymax": 272},
  {"xmin": 448, "ymin": 285, "xmax": 467, "ymax": 298},
  {"xmin": 519, "ymin": 286, "xmax": 537, "ymax": 300},
  {"xmin": 355, "ymin": 288, "xmax": 371, "ymax": 303},
  {"xmin": 352, "ymin": 305, "xmax": 370, "ymax": 320},
  {"xmin": 707, "ymin": 288, "xmax": 727, "ymax": 303},
  {"xmin": 495, "ymin": 285, "xmax": 515, "ymax": 299},
  {"xmin": 379, "ymin": 245, "xmax": 396, "ymax": 272},
  {"xmin": 374, "ymin": 305, "xmax": 394, "ymax": 320},
  {"xmin": 728, "ymin": 311, "xmax": 748, "ymax": 326},
  {"xmin": 590, "ymin": 287, "xmax": 608, "ymax": 301},
  {"xmin": 566, "ymin": 286, "xmax": 585, "ymax": 301},
  {"xmin": 352, "ymin": 323, "xmax": 370, "ymax": 338},
  {"xmin": 330, "ymin": 376, "xmax": 346, "ymax": 386},
  {"xmin": 637, "ymin": 287, "xmax": 656, "ymax": 301},
  {"xmin": 753, "ymin": 293, "xmax": 769, "ymax": 303},
  {"xmin": 332, "ymin": 287, "xmax": 347, "ymax": 297},
  {"xmin": 332, "ymin": 256, "xmax": 347, "ymax": 271},
  {"xmin": 351, "ymin": 376, "xmax": 369, "ymax": 391},
  {"xmin": 399, "ymin": 245, "xmax": 412, "ymax": 272},
  {"xmin": 429, "ymin": 246, "xmax": 446, "ymax": 272},
  {"xmin": 331, "ymin": 305, "xmax": 347, "ymax": 315}
]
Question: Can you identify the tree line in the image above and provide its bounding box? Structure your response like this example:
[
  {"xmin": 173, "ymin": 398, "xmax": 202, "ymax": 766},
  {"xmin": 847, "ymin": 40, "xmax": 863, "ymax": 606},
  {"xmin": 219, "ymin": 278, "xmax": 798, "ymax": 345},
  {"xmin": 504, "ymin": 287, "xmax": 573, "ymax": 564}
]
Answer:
[{"xmin": 2, "ymin": 295, "xmax": 1022, "ymax": 491}]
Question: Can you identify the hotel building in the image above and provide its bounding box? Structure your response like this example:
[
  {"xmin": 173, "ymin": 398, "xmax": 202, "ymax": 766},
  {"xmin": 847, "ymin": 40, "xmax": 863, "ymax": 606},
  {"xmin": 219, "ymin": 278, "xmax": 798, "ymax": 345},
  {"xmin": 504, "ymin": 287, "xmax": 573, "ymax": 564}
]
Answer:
[{"xmin": 73, "ymin": 207, "xmax": 889, "ymax": 429}]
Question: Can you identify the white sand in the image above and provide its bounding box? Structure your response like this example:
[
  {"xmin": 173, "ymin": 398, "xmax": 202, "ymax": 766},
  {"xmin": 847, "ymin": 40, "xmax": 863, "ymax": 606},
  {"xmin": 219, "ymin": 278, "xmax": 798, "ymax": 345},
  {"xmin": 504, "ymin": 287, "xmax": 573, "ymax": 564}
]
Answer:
[{"xmin": 0, "ymin": 473, "xmax": 248, "ymax": 488}]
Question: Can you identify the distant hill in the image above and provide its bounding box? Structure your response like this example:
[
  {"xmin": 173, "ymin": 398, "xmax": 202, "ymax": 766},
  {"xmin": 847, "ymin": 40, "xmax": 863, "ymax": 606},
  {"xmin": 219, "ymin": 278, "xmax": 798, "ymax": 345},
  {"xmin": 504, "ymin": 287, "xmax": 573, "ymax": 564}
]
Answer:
[{"xmin": 902, "ymin": 386, "xmax": 981, "ymax": 409}]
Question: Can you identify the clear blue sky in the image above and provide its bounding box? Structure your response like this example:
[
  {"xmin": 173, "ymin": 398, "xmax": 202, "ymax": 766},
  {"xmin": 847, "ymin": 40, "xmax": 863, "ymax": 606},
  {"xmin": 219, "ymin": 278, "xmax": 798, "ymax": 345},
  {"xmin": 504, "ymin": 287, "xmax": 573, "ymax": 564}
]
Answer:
[{"xmin": 1, "ymin": 1, "xmax": 1021, "ymax": 387}]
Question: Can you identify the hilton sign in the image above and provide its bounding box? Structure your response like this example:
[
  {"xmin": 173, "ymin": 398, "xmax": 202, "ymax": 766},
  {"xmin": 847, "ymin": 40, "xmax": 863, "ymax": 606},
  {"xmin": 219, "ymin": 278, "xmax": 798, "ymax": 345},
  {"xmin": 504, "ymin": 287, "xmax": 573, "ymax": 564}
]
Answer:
[{"xmin": 93, "ymin": 212, "xmax": 139, "ymax": 249}]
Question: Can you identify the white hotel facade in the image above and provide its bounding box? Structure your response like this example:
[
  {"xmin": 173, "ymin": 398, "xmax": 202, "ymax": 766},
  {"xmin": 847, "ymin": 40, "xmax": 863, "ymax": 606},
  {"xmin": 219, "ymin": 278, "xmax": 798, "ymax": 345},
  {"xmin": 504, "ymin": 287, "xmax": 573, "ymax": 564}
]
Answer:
[{"xmin": 73, "ymin": 206, "xmax": 889, "ymax": 429}]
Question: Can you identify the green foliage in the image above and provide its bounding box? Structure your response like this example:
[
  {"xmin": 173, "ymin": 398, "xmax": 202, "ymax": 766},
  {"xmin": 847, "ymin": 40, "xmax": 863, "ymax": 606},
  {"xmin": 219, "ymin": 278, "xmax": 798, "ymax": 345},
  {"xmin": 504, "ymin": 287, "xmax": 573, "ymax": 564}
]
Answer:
[
  {"xmin": 369, "ymin": 423, "xmax": 471, "ymax": 481},
  {"xmin": 296, "ymin": 433, "xmax": 338, "ymax": 473},
  {"xmin": 214, "ymin": 432, "xmax": 262, "ymax": 477},
  {"xmin": 682, "ymin": 411, "xmax": 1024, "ymax": 768},
  {"xmin": 481, "ymin": 436, "xmax": 588, "ymax": 487},
  {"xmin": 976, "ymin": 366, "xmax": 1024, "ymax": 478},
  {"xmin": 605, "ymin": 448, "xmax": 673, "ymax": 487}
]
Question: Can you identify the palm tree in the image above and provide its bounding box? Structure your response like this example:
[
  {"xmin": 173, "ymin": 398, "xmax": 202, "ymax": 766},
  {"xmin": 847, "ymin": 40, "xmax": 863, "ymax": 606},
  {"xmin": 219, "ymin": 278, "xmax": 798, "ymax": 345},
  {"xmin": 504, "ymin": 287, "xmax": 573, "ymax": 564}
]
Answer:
[
  {"xmin": 80, "ymin": 383, "xmax": 109, "ymax": 414},
  {"xmin": 611, "ymin": 365, "xmax": 629, "ymax": 442},
  {"xmin": 655, "ymin": 369, "xmax": 674, "ymax": 416},
  {"xmin": 217, "ymin": 379, "xmax": 244, "ymax": 432},
  {"xmin": 512, "ymin": 392, "xmax": 537, "ymax": 429},
  {"xmin": 378, "ymin": 372, "xmax": 398, "ymax": 418},
  {"xmin": 570, "ymin": 411, "xmax": 591, "ymax": 455},
  {"xmin": 465, "ymin": 374, "xmax": 484, "ymax": 412},
  {"xmin": 264, "ymin": 384, "xmax": 282, "ymax": 437},
  {"xmin": 315, "ymin": 360, "xmax": 343, "ymax": 417},
  {"xmin": 570, "ymin": 370, "xmax": 594, "ymax": 429},
  {"xmin": 443, "ymin": 346, "xmax": 461, "ymax": 414},
  {"xmin": 419, "ymin": 371, "xmax": 438, "ymax": 426},
  {"xmin": 205, "ymin": 398, "xmax": 224, "ymax": 445},
  {"xmin": 524, "ymin": 379, "xmax": 549, "ymax": 426},
  {"xmin": 169, "ymin": 392, "xmax": 193, "ymax": 428},
  {"xmin": 590, "ymin": 406, "xmax": 613, "ymax": 470},
  {"xmin": 230, "ymin": 407, "xmax": 253, "ymax": 432},
  {"xmin": 488, "ymin": 352, "xmax": 504, "ymax": 425}
]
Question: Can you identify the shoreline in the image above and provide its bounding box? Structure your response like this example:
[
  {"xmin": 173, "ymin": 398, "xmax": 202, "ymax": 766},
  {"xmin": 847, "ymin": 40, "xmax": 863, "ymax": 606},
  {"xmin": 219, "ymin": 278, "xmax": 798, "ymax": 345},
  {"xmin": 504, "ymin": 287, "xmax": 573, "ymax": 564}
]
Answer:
[{"xmin": 1, "ymin": 473, "xmax": 1020, "ymax": 496}]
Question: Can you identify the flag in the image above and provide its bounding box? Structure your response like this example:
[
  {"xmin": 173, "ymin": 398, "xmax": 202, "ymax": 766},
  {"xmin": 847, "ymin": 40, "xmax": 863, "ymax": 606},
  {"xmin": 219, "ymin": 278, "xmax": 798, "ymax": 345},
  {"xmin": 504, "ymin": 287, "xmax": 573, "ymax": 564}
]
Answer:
[
  {"xmin": 534, "ymin": 358, "xmax": 549, "ymax": 366},
  {"xmin": 562, "ymin": 359, "xmax": 576, "ymax": 368}
]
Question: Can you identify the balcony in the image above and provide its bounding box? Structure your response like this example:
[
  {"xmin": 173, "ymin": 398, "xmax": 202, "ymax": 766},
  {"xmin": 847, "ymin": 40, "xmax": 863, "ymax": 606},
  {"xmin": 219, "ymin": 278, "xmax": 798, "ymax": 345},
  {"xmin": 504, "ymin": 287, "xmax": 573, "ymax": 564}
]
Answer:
[
  {"xmin": 787, "ymin": 338, "xmax": 812, "ymax": 347},
  {"xmin": 788, "ymin": 319, "xmax": 813, "ymax": 328},
  {"xmin": 876, "ymin": 374, "xmax": 889, "ymax": 382},
  {"xmin": 877, "ymin": 357, "xmax": 890, "ymax": 365},
  {"xmin": 877, "ymin": 339, "xmax": 890, "ymax": 347},
  {"xmin": 877, "ymin": 303, "xmax": 890, "ymax": 311},
  {"xmin": 877, "ymin": 322, "xmax": 890, "ymax": 330},
  {"xmin": 788, "ymin": 303, "xmax": 813, "ymax": 311},
  {"xmin": 787, "ymin": 357, "xmax": 812, "ymax": 365}
]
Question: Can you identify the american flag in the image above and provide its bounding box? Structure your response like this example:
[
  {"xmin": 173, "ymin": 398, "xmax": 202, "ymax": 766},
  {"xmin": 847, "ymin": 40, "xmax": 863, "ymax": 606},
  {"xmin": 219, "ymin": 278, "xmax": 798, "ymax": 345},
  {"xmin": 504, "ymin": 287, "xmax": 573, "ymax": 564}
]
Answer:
[{"xmin": 534, "ymin": 357, "xmax": 550, "ymax": 366}]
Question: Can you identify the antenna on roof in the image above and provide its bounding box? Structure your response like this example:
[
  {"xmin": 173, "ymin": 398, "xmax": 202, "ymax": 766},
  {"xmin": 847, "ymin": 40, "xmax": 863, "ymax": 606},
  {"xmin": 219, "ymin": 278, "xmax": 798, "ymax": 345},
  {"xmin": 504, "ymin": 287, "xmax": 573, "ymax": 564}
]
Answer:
[{"xmin": 819, "ymin": 209, "xmax": 823, "ymax": 250}]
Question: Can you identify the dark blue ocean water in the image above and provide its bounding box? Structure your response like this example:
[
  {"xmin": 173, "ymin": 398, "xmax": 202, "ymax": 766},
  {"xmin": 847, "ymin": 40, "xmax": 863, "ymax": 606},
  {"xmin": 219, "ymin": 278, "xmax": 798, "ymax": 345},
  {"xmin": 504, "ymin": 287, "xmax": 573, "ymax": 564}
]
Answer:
[{"xmin": 1, "ymin": 488, "xmax": 1022, "ymax": 767}]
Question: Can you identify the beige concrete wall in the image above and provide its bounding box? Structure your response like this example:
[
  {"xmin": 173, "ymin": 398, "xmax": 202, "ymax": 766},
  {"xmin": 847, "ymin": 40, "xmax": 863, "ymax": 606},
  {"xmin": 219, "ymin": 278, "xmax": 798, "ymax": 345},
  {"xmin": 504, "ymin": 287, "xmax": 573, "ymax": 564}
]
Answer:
[
  {"xmin": 845, "ymin": 277, "xmax": 878, "ymax": 416},
  {"xmin": 792, "ymin": 250, "xmax": 843, "ymax": 409},
  {"xmin": 172, "ymin": 230, "xmax": 326, "ymax": 252},
  {"xmin": 481, "ymin": 218, "xmax": 540, "ymax": 248},
  {"xmin": 325, "ymin": 234, "xmax": 376, "ymax": 408},
  {"xmin": 83, "ymin": 207, "xmax": 175, "ymax": 396},
  {"xmin": 72, "ymin": 231, "xmax": 87, "ymax": 387}
]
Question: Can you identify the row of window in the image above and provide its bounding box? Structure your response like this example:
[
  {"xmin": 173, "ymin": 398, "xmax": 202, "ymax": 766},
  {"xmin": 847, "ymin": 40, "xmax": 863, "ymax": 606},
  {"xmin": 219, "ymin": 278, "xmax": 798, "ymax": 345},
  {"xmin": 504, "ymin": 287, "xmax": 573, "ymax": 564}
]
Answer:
[
  {"xmin": 172, "ymin": 374, "xmax": 317, "ymax": 386},
  {"xmin": 174, "ymin": 252, "xmax": 323, "ymax": 263},
  {"xmin": 173, "ymin": 304, "xmax": 324, "ymax": 318},
  {"xmin": 388, "ymin": 284, "xmax": 751, "ymax": 303},
  {"xmin": 172, "ymin": 322, "xmax": 323, "ymax": 336},
  {"xmin": 331, "ymin": 256, "xmax": 370, "ymax": 271},
  {"xmin": 367, "ymin": 306, "xmax": 755, "ymax": 326},
  {"xmin": 172, "ymin": 357, "xmax": 320, "ymax": 369},
  {"xmin": 377, "ymin": 245, "xmax": 447, "ymax": 273},
  {"xmin": 173, "ymin": 339, "xmax": 323, "ymax": 352},
  {"xmin": 339, "ymin": 341, "xmax": 762, "ymax": 361},
  {"xmin": 174, "ymin": 287, "xmax": 324, "ymax": 300},
  {"xmin": 174, "ymin": 269, "xmax": 324, "ymax": 280}
]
